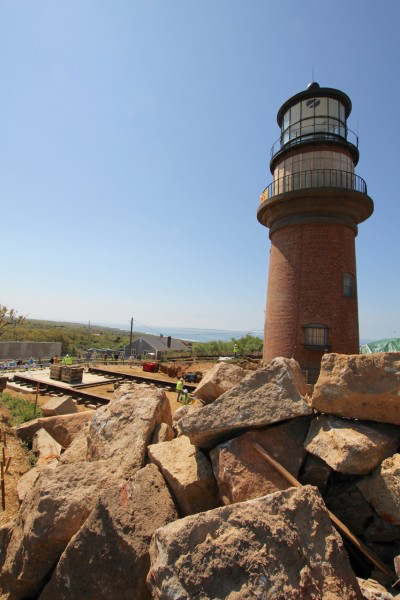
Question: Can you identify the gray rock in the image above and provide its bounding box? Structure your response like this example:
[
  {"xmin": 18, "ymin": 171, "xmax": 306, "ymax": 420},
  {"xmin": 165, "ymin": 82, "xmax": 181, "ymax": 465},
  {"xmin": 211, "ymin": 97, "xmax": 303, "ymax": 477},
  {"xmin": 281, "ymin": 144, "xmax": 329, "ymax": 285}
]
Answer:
[
  {"xmin": 39, "ymin": 464, "xmax": 178, "ymax": 600},
  {"xmin": 86, "ymin": 383, "xmax": 171, "ymax": 478},
  {"xmin": 311, "ymin": 353, "xmax": 400, "ymax": 425},
  {"xmin": 178, "ymin": 357, "xmax": 311, "ymax": 449},
  {"xmin": 148, "ymin": 436, "xmax": 219, "ymax": 515},
  {"xmin": 16, "ymin": 410, "xmax": 94, "ymax": 448},
  {"xmin": 358, "ymin": 454, "xmax": 400, "ymax": 525},
  {"xmin": 305, "ymin": 415, "xmax": 400, "ymax": 475},
  {"xmin": 193, "ymin": 362, "xmax": 247, "ymax": 404},
  {"xmin": 147, "ymin": 485, "xmax": 363, "ymax": 599},
  {"xmin": 0, "ymin": 461, "xmax": 123, "ymax": 599},
  {"xmin": 356, "ymin": 578, "xmax": 396, "ymax": 600},
  {"xmin": 41, "ymin": 396, "xmax": 77, "ymax": 417},
  {"xmin": 210, "ymin": 417, "xmax": 310, "ymax": 504},
  {"xmin": 32, "ymin": 428, "xmax": 62, "ymax": 465}
]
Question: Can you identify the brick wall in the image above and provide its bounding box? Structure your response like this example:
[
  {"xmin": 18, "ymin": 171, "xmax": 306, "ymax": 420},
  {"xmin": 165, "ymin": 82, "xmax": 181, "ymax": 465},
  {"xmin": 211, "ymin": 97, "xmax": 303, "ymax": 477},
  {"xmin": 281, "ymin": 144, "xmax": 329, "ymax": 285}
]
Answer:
[{"xmin": 263, "ymin": 222, "xmax": 359, "ymax": 370}]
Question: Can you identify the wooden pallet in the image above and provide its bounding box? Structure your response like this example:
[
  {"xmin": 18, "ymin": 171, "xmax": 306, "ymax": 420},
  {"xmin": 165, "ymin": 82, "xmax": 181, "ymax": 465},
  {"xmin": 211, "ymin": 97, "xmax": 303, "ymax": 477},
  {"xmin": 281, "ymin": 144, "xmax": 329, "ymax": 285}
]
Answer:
[
  {"xmin": 49, "ymin": 365, "xmax": 63, "ymax": 380},
  {"xmin": 60, "ymin": 367, "xmax": 84, "ymax": 385}
]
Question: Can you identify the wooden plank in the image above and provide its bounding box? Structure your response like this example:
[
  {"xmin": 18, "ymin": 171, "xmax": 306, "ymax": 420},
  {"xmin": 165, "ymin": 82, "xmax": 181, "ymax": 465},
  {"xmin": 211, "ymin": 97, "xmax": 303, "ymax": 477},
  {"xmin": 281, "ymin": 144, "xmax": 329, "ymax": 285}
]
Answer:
[{"xmin": 251, "ymin": 441, "xmax": 397, "ymax": 583}]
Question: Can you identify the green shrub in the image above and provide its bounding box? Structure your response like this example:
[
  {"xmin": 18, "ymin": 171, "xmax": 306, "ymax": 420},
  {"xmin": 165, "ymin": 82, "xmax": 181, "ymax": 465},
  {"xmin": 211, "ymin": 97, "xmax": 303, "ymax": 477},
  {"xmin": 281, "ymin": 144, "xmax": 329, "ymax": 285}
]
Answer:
[{"xmin": 0, "ymin": 392, "xmax": 42, "ymax": 425}]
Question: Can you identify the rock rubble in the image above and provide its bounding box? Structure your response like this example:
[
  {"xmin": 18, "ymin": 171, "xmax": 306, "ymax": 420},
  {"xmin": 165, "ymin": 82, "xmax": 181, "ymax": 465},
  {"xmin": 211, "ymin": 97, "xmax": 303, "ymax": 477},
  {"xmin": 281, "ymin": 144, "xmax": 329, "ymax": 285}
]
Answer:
[{"xmin": 1, "ymin": 353, "xmax": 400, "ymax": 599}]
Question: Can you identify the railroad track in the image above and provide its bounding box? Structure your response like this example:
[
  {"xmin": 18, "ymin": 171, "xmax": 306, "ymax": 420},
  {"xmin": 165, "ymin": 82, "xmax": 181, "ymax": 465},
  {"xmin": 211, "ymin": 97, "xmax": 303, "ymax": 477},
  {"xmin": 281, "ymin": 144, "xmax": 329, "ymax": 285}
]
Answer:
[
  {"xmin": 87, "ymin": 367, "xmax": 197, "ymax": 392},
  {"xmin": 11, "ymin": 374, "xmax": 112, "ymax": 407},
  {"xmin": 10, "ymin": 368, "xmax": 196, "ymax": 409}
]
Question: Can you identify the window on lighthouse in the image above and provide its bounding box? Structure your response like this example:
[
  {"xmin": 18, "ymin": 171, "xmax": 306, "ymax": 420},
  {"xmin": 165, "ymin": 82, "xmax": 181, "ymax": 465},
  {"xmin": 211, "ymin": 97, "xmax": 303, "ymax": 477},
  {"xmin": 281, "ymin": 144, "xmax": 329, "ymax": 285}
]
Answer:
[
  {"xmin": 281, "ymin": 98, "xmax": 346, "ymax": 145},
  {"xmin": 304, "ymin": 324, "xmax": 329, "ymax": 347},
  {"xmin": 343, "ymin": 273, "xmax": 355, "ymax": 297}
]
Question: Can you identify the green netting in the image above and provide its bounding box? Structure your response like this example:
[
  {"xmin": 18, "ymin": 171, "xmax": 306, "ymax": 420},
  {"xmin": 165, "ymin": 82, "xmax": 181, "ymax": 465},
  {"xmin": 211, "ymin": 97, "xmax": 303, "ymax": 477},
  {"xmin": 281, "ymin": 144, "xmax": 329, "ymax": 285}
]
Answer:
[{"xmin": 360, "ymin": 338, "xmax": 400, "ymax": 354}]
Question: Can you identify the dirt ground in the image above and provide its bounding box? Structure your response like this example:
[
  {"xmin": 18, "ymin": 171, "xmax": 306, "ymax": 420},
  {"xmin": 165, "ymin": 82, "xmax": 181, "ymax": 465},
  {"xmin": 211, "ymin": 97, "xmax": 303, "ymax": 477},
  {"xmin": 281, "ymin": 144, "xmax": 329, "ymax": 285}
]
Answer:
[
  {"xmin": 0, "ymin": 403, "xmax": 32, "ymax": 528},
  {"xmin": 92, "ymin": 361, "xmax": 214, "ymax": 381}
]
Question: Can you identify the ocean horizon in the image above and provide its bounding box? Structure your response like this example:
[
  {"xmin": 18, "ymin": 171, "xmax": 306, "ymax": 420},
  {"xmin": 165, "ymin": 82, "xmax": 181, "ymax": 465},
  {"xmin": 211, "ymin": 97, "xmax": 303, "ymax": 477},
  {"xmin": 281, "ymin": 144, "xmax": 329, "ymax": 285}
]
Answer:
[
  {"xmin": 101, "ymin": 323, "xmax": 264, "ymax": 343},
  {"xmin": 93, "ymin": 322, "xmax": 376, "ymax": 345}
]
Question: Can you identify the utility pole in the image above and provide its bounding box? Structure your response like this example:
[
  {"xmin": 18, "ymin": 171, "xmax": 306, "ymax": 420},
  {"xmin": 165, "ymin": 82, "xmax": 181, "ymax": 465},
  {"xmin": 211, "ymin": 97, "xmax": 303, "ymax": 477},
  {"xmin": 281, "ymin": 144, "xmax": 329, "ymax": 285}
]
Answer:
[
  {"xmin": 88, "ymin": 321, "xmax": 91, "ymax": 348},
  {"xmin": 129, "ymin": 318, "xmax": 133, "ymax": 357}
]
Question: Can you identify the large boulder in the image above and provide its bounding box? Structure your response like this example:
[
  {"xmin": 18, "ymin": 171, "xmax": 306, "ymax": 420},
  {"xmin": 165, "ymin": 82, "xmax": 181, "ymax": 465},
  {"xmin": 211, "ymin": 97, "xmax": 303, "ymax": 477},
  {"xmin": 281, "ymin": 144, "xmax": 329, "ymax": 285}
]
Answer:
[
  {"xmin": 148, "ymin": 436, "xmax": 219, "ymax": 515},
  {"xmin": 193, "ymin": 362, "xmax": 247, "ymax": 404},
  {"xmin": 86, "ymin": 384, "xmax": 171, "ymax": 479},
  {"xmin": 16, "ymin": 410, "xmax": 94, "ymax": 448},
  {"xmin": 305, "ymin": 415, "xmax": 400, "ymax": 475},
  {"xmin": 357, "ymin": 578, "xmax": 396, "ymax": 600},
  {"xmin": 39, "ymin": 464, "xmax": 178, "ymax": 600},
  {"xmin": 32, "ymin": 428, "xmax": 62, "ymax": 465},
  {"xmin": 178, "ymin": 357, "xmax": 311, "ymax": 448},
  {"xmin": 311, "ymin": 353, "xmax": 400, "ymax": 425},
  {"xmin": 172, "ymin": 404, "xmax": 193, "ymax": 423},
  {"xmin": 147, "ymin": 485, "xmax": 363, "ymax": 599},
  {"xmin": 0, "ymin": 522, "xmax": 14, "ymax": 572},
  {"xmin": 41, "ymin": 396, "xmax": 77, "ymax": 417},
  {"xmin": 16, "ymin": 460, "xmax": 59, "ymax": 504},
  {"xmin": 0, "ymin": 460, "xmax": 122, "ymax": 599},
  {"xmin": 358, "ymin": 454, "xmax": 400, "ymax": 525},
  {"xmin": 59, "ymin": 424, "xmax": 89, "ymax": 464},
  {"xmin": 210, "ymin": 417, "xmax": 310, "ymax": 504}
]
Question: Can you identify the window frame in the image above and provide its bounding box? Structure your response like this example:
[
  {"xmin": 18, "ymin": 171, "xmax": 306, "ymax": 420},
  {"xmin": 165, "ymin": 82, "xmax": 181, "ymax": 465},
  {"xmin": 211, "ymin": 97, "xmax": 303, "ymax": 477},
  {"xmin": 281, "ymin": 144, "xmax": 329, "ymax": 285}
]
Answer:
[
  {"xmin": 304, "ymin": 323, "xmax": 329, "ymax": 348},
  {"xmin": 343, "ymin": 273, "xmax": 355, "ymax": 298}
]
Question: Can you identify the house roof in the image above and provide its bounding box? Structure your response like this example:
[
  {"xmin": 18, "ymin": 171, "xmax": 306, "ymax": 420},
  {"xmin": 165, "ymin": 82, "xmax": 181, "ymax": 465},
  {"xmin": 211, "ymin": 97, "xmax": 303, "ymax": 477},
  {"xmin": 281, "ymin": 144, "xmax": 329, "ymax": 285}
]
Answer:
[{"xmin": 124, "ymin": 334, "xmax": 188, "ymax": 353}]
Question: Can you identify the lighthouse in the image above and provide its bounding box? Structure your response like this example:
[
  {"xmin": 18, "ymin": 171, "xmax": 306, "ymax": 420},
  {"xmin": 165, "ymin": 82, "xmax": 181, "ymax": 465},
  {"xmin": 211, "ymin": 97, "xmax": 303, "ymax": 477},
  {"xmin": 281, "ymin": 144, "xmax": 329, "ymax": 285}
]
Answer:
[{"xmin": 258, "ymin": 82, "xmax": 374, "ymax": 382}]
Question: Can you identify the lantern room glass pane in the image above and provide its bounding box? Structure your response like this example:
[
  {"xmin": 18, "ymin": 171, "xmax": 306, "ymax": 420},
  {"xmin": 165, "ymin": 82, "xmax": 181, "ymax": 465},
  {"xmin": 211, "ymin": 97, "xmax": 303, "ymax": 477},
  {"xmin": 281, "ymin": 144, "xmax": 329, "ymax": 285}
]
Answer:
[
  {"xmin": 339, "ymin": 102, "xmax": 345, "ymax": 123},
  {"xmin": 315, "ymin": 97, "xmax": 327, "ymax": 116},
  {"xmin": 328, "ymin": 99, "xmax": 339, "ymax": 119},
  {"xmin": 315, "ymin": 117, "xmax": 328, "ymax": 133},
  {"xmin": 283, "ymin": 110, "xmax": 290, "ymax": 132},
  {"xmin": 301, "ymin": 118, "xmax": 314, "ymax": 137},
  {"xmin": 291, "ymin": 102, "xmax": 301, "ymax": 127},
  {"xmin": 302, "ymin": 99, "xmax": 315, "ymax": 120}
]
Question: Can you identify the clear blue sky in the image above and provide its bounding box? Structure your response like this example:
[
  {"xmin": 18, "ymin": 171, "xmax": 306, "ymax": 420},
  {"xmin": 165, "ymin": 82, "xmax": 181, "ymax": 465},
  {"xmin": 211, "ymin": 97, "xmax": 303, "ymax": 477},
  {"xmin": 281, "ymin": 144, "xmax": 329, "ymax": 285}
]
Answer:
[{"xmin": 1, "ymin": 0, "xmax": 399, "ymax": 340}]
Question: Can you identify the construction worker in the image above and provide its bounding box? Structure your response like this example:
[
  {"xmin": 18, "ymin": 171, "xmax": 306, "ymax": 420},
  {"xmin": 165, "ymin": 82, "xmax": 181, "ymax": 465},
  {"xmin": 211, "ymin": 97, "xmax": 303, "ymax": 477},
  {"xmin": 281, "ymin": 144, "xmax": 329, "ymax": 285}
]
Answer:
[
  {"xmin": 181, "ymin": 388, "xmax": 191, "ymax": 405},
  {"xmin": 63, "ymin": 354, "xmax": 73, "ymax": 365},
  {"xmin": 176, "ymin": 377, "xmax": 184, "ymax": 402},
  {"xmin": 233, "ymin": 343, "xmax": 238, "ymax": 359}
]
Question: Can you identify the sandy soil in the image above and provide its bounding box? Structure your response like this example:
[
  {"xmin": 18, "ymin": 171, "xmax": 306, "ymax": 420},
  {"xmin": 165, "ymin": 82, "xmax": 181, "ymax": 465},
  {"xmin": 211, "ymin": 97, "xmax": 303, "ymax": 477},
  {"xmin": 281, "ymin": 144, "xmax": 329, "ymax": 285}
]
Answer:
[
  {"xmin": 91, "ymin": 361, "xmax": 216, "ymax": 381},
  {"xmin": 0, "ymin": 404, "xmax": 32, "ymax": 528}
]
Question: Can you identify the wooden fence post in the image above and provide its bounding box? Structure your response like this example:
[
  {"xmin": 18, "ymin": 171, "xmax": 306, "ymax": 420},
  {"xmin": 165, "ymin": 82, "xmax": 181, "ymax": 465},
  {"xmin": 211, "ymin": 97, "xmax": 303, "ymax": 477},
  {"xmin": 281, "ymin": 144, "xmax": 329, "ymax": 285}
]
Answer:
[{"xmin": 1, "ymin": 460, "xmax": 5, "ymax": 511}]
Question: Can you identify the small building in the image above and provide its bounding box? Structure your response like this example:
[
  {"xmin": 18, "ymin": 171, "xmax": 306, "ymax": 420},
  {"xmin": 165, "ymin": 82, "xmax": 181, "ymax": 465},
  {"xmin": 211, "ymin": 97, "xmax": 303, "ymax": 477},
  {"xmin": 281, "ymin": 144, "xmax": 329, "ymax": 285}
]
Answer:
[{"xmin": 123, "ymin": 334, "xmax": 189, "ymax": 360}]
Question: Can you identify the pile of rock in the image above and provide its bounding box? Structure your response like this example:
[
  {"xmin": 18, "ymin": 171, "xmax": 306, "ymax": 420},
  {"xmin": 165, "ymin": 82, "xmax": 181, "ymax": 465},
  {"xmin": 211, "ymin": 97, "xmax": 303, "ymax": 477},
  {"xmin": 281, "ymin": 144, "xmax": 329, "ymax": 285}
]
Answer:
[{"xmin": 0, "ymin": 354, "xmax": 399, "ymax": 599}]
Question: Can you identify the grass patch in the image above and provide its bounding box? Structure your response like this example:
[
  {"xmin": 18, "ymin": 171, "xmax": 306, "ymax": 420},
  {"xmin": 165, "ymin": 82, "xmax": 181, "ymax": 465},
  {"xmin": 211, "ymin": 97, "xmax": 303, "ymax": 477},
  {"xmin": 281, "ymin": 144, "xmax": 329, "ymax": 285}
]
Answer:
[{"xmin": 0, "ymin": 392, "xmax": 42, "ymax": 426}]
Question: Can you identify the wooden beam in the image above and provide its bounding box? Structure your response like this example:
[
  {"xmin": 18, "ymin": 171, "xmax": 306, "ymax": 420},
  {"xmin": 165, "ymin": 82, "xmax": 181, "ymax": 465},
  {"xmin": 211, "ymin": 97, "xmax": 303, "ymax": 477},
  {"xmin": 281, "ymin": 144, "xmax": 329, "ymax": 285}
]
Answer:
[{"xmin": 251, "ymin": 441, "xmax": 397, "ymax": 583}]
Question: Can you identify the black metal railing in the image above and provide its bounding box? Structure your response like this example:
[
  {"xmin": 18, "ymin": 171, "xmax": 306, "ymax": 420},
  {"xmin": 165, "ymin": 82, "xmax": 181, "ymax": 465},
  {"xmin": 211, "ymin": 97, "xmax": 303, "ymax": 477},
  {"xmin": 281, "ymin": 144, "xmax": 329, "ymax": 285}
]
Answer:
[
  {"xmin": 260, "ymin": 169, "xmax": 367, "ymax": 202},
  {"xmin": 270, "ymin": 127, "xmax": 359, "ymax": 159}
]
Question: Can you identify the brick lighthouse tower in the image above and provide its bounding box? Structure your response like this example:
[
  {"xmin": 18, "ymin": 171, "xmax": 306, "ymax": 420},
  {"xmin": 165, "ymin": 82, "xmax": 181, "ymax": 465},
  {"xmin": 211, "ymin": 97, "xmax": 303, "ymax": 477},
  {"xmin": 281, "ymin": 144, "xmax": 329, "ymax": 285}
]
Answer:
[{"xmin": 258, "ymin": 82, "xmax": 374, "ymax": 382}]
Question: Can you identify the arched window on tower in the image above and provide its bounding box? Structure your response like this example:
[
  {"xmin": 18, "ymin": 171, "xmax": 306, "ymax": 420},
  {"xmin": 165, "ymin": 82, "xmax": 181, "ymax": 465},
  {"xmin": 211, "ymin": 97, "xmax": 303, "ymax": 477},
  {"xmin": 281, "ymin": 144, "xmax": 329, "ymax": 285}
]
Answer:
[
  {"xmin": 343, "ymin": 273, "xmax": 355, "ymax": 297},
  {"xmin": 304, "ymin": 324, "xmax": 329, "ymax": 347}
]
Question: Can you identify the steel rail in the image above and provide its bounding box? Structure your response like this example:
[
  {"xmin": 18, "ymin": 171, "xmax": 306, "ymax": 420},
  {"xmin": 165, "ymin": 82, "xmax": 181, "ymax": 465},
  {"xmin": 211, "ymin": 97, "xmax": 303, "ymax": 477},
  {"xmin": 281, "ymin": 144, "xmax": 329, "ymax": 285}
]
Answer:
[
  {"xmin": 12, "ymin": 374, "xmax": 111, "ymax": 405},
  {"xmin": 88, "ymin": 367, "xmax": 197, "ymax": 392}
]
